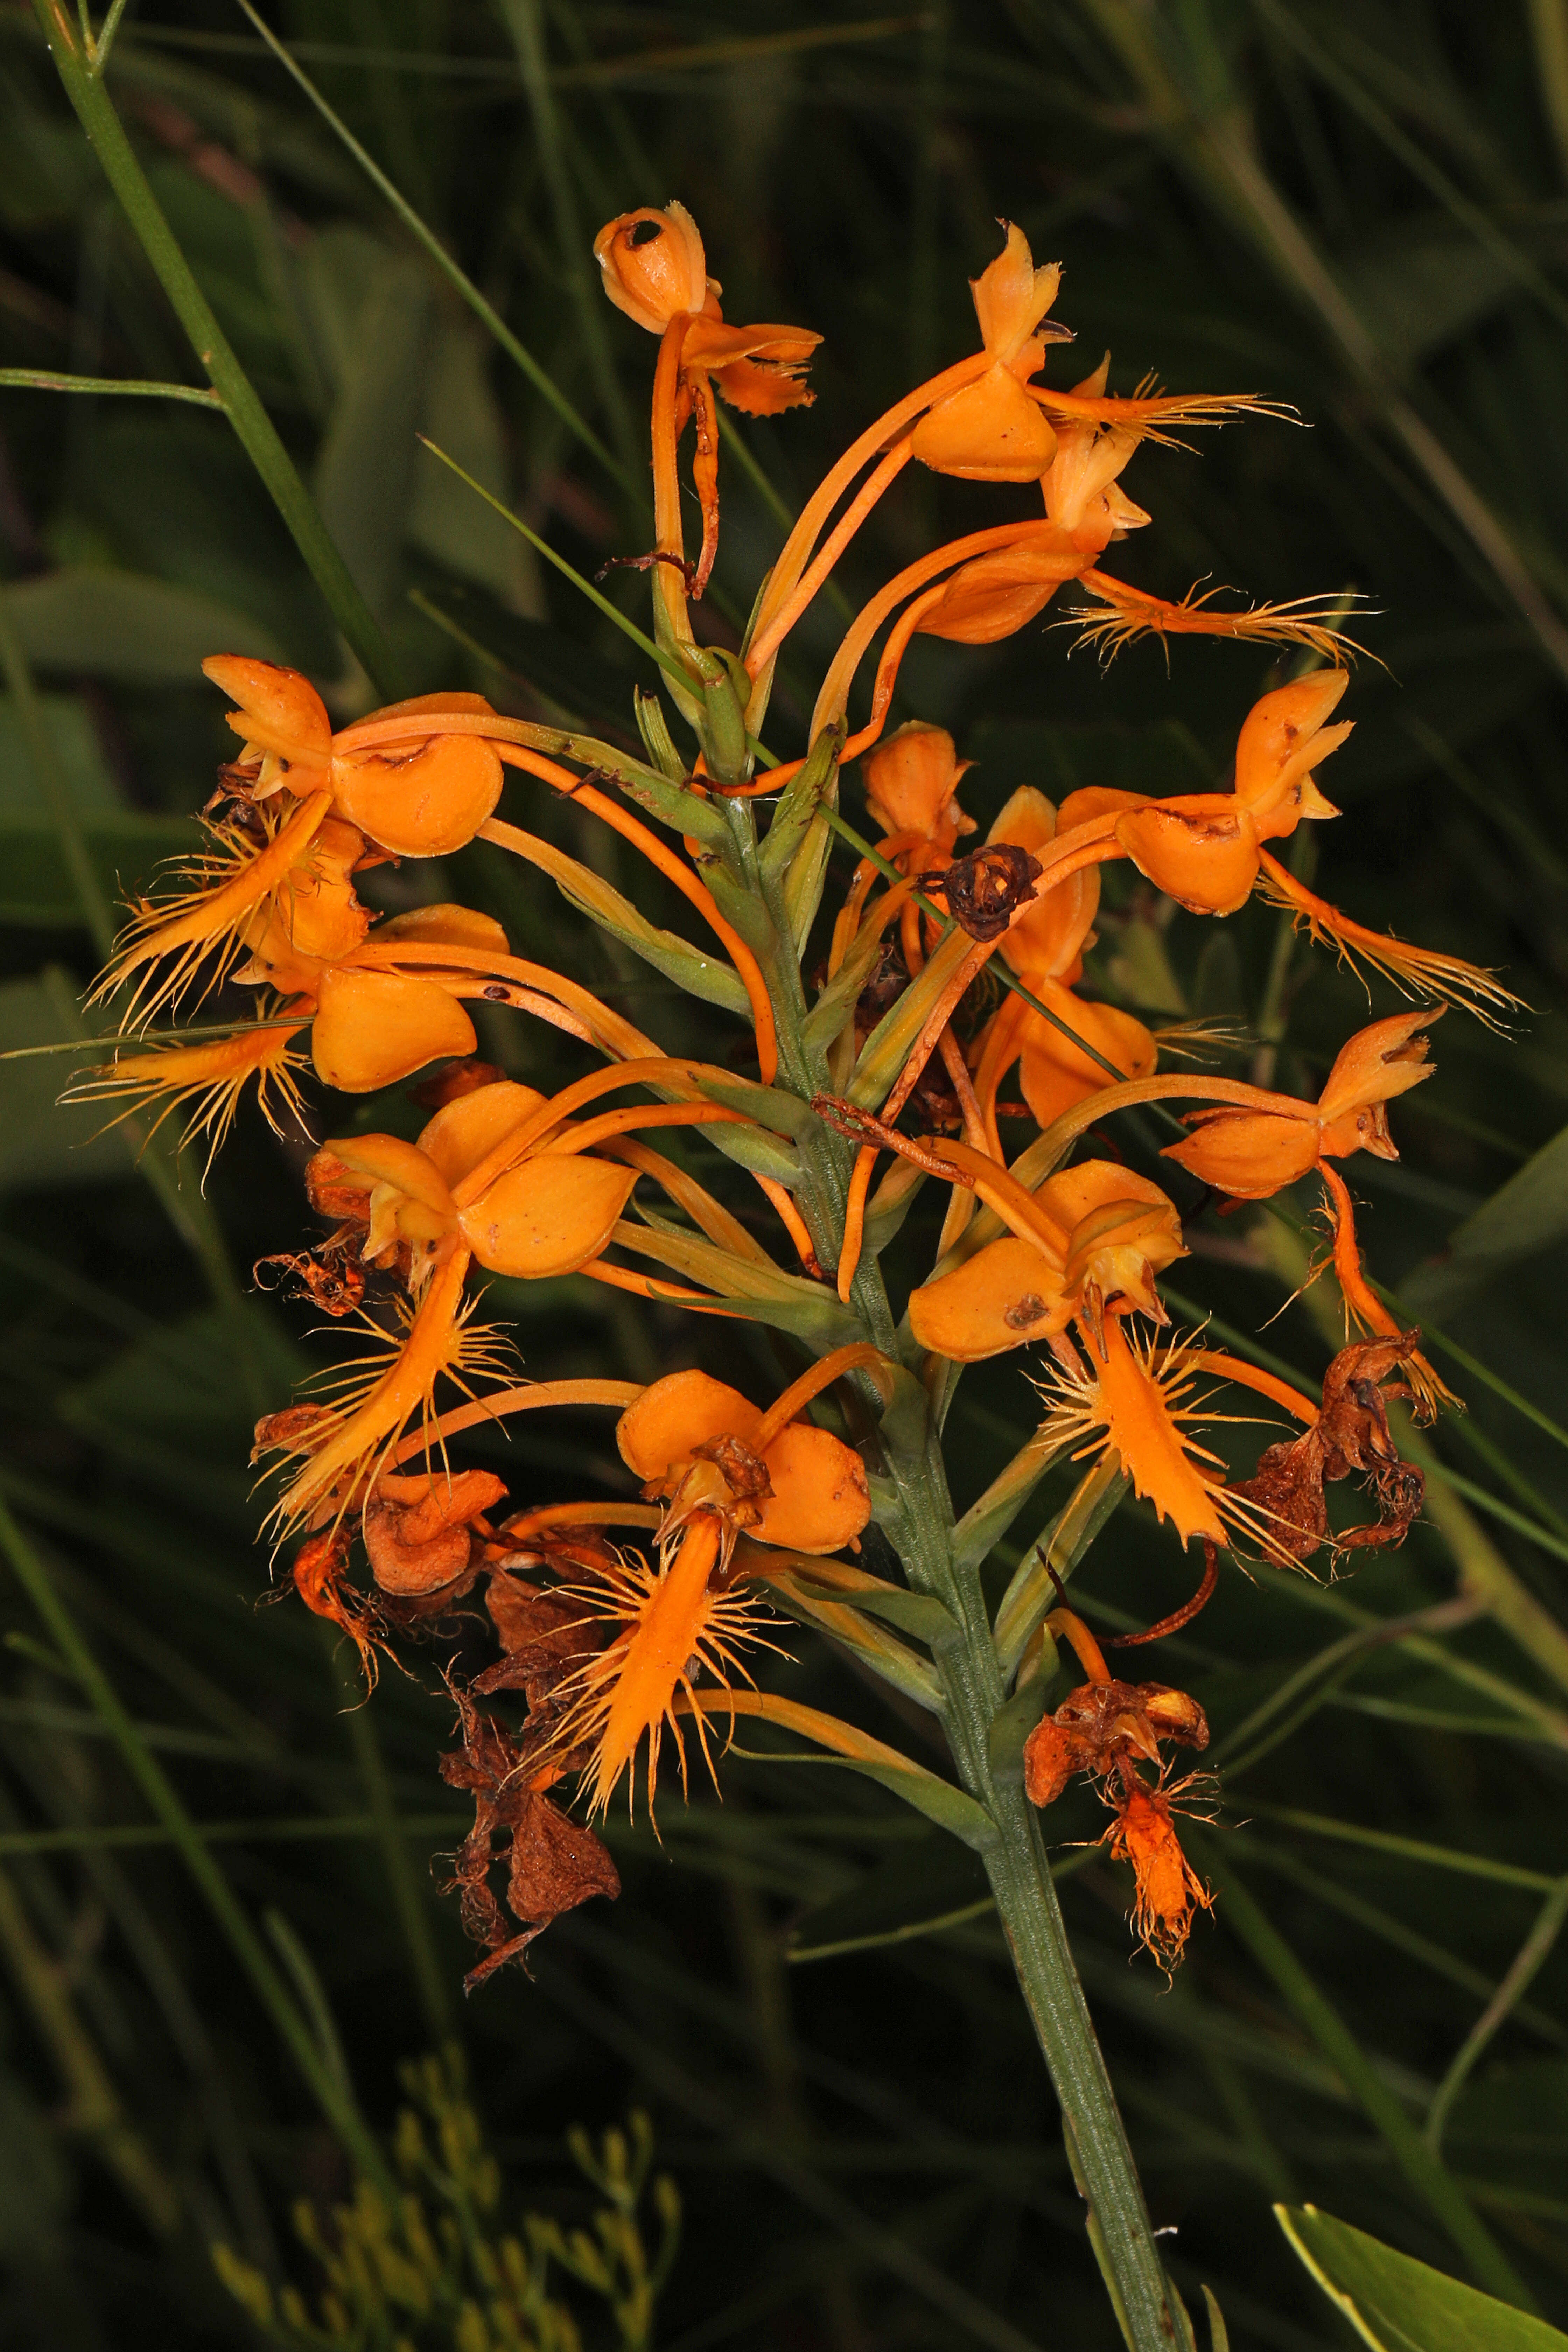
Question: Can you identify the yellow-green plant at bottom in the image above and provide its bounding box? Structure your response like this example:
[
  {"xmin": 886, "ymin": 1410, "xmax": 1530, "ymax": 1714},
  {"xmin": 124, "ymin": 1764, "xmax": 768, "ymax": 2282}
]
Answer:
[{"xmin": 212, "ymin": 2052, "xmax": 679, "ymax": 2352}]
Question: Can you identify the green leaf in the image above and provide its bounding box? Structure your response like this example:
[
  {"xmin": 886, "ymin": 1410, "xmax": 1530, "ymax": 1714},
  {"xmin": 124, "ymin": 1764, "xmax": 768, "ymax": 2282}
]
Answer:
[
  {"xmin": 792, "ymin": 1578, "xmax": 955, "ymax": 1644},
  {"xmin": 303, "ymin": 233, "xmax": 433, "ymax": 616},
  {"xmin": 788, "ymin": 1836, "xmax": 993, "ymax": 1962},
  {"xmin": 0, "ymin": 972, "xmax": 134, "ymax": 1190},
  {"xmin": 1404, "ymin": 1121, "xmax": 1568, "ymax": 1319},
  {"xmin": 1, "ymin": 570, "xmax": 285, "ymax": 681},
  {"xmin": 408, "ymin": 318, "xmax": 543, "ymax": 615},
  {"xmin": 1276, "ymin": 2204, "xmax": 1568, "ymax": 2350}
]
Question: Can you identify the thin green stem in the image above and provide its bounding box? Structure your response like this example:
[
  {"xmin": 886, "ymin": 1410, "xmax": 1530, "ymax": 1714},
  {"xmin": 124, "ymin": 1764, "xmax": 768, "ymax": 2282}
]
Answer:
[
  {"xmin": 784, "ymin": 1104, "xmax": 1182, "ymax": 2345},
  {"xmin": 332, "ymin": 1641, "xmax": 455, "ymax": 2043},
  {"xmin": 0, "ymin": 1491, "xmax": 393, "ymax": 2197},
  {"xmin": 32, "ymin": 0, "xmax": 399, "ymax": 696},
  {"xmin": 1424, "ymin": 1876, "xmax": 1568, "ymax": 2157},
  {"xmin": 1198, "ymin": 1841, "xmax": 1535, "ymax": 2309},
  {"xmin": 0, "ymin": 367, "xmax": 222, "ymax": 403},
  {"xmin": 229, "ymin": 0, "xmax": 631, "ymax": 497}
]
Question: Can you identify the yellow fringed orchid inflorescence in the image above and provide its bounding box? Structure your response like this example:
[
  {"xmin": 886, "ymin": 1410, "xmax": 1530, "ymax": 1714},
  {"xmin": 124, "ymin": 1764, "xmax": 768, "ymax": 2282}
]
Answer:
[{"xmin": 64, "ymin": 200, "xmax": 1508, "ymax": 2093}]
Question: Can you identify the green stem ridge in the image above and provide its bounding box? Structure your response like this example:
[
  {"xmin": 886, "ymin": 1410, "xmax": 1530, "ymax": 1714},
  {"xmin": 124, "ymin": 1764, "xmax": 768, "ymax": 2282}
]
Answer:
[
  {"xmin": 757, "ymin": 886, "xmax": 1183, "ymax": 2350},
  {"xmin": 31, "ymin": 0, "xmax": 400, "ymax": 698}
]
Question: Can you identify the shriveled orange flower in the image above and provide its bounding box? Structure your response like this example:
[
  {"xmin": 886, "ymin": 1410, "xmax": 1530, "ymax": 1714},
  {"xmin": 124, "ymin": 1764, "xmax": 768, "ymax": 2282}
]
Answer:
[
  {"xmin": 1022, "ymin": 1603, "xmax": 1214, "ymax": 1967},
  {"xmin": 553, "ymin": 1351, "xmax": 876, "ymax": 1818},
  {"xmin": 1106, "ymin": 1776, "xmax": 1215, "ymax": 1970},
  {"xmin": 1024, "ymin": 1672, "xmax": 1208, "ymax": 1809}
]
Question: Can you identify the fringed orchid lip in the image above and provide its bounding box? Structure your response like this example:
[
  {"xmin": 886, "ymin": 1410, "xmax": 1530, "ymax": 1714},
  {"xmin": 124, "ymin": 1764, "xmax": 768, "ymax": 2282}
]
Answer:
[{"xmin": 536, "ymin": 1353, "xmax": 882, "ymax": 1822}]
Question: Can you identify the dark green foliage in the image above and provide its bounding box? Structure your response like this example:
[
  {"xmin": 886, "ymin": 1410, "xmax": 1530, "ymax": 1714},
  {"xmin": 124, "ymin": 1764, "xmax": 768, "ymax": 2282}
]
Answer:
[{"xmin": 2, "ymin": 4, "xmax": 1568, "ymax": 2346}]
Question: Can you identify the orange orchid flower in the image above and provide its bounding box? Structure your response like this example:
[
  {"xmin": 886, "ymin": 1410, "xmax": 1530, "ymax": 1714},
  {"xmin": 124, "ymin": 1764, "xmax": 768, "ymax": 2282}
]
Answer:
[
  {"xmin": 902, "ymin": 1150, "xmax": 1334, "ymax": 1551},
  {"xmin": 595, "ymin": 201, "xmax": 820, "ymax": 609},
  {"xmin": 204, "ymin": 658, "xmax": 505, "ymax": 858},
  {"xmin": 908, "ymin": 223, "xmax": 1069, "ymax": 482},
  {"xmin": 550, "ymin": 1349, "xmax": 876, "ymax": 1817},
  {"xmin": 741, "ymin": 222, "xmax": 1293, "ymax": 722},
  {"xmin": 259, "ymin": 1069, "xmax": 755, "ymax": 1532},
  {"xmin": 1161, "ymin": 1007, "xmax": 1456, "ymax": 1413},
  {"xmin": 970, "ymin": 785, "xmax": 1156, "ymax": 1156},
  {"xmin": 908, "ymin": 1153, "xmax": 1185, "ymax": 1368}
]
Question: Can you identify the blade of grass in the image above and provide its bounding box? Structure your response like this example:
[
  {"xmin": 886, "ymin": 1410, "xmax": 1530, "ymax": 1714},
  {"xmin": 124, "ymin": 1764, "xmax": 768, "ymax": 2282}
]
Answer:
[
  {"xmin": 499, "ymin": 0, "xmax": 635, "ymax": 465},
  {"xmin": 1194, "ymin": 1840, "xmax": 1536, "ymax": 2309},
  {"xmin": 31, "ymin": 0, "xmax": 399, "ymax": 696},
  {"xmin": 1080, "ymin": 0, "xmax": 1568, "ymax": 685},
  {"xmin": 228, "ymin": 0, "xmax": 632, "ymax": 498},
  {"xmin": 0, "ymin": 1863, "xmax": 180, "ymax": 2233},
  {"xmin": 330, "ymin": 1638, "xmax": 454, "ymax": 2042},
  {"xmin": 0, "ymin": 1813, "xmax": 467, "ymax": 1857},
  {"xmin": 1239, "ymin": 1805, "xmax": 1560, "ymax": 1892},
  {"xmin": 1228, "ymin": 1833, "xmax": 1568, "ymax": 2049},
  {"xmin": 1424, "ymin": 1875, "xmax": 1568, "ymax": 2156},
  {"xmin": 0, "ymin": 1490, "xmax": 393, "ymax": 2195}
]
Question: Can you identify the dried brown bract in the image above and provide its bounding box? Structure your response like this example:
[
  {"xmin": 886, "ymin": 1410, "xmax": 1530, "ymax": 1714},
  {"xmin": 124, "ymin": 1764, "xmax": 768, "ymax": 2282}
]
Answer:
[
  {"xmin": 931, "ymin": 842, "xmax": 1042, "ymax": 940},
  {"xmin": 1230, "ymin": 1331, "xmax": 1426, "ymax": 1563},
  {"xmin": 439, "ymin": 1684, "xmax": 619, "ymax": 1991}
]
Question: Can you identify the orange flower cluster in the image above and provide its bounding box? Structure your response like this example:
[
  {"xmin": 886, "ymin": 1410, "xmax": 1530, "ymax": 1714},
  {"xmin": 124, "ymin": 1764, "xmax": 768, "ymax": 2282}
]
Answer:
[{"xmin": 66, "ymin": 205, "xmax": 1506, "ymax": 1989}]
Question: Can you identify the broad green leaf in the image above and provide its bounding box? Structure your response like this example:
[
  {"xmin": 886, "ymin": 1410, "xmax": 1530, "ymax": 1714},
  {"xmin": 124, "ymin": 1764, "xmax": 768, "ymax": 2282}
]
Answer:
[
  {"xmin": 2, "ymin": 570, "xmax": 285, "ymax": 681},
  {"xmin": 789, "ymin": 1835, "xmax": 993, "ymax": 1962},
  {"xmin": 0, "ymin": 971, "xmax": 134, "ymax": 1190},
  {"xmin": 408, "ymin": 318, "xmax": 544, "ymax": 615},
  {"xmin": 0, "ymin": 695, "xmax": 192, "ymax": 921},
  {"xmin": 1342, "ymin": 214, "xmax": 1523, "ymax": 372},
  {"xmin": 304, "ymin": 232, "xmax": 433, "ymax": 615},
  {"xmin": 1404, "ymin": 1121, "xmax": 1568, "ymax": 1318},
  {"xmin": 1276, "ymin": 2205, "xmax": 1568, "ymax": 2350}
]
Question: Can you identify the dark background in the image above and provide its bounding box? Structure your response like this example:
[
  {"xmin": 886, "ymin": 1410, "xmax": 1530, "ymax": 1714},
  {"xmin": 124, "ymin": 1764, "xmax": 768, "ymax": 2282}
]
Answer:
[{"xmin": 1, "ymin": 4, "xmax": 1567, "ymax": 2346}]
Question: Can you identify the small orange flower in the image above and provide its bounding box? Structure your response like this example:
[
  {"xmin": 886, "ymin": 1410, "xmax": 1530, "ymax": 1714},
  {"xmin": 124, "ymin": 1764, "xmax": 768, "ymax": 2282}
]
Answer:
[
  {"xmin": 1093, "ymin": 670, "xmax": 1351, "ymax": 917},
  {"xmin": 908, "ymin": 1158, "xmax": 1185, "ymax": 1364},
  {"xmin": 593, "ymin": 202, "xmax": 712, "ymax": 332},
  {"xmin": 1159, "ymin": 1009, "xmax": 1456, "ymax": 1414},
  {"xmin": 205, "ymin": 659, "xmax": 505, "ymax": 859},
  {"xmin": 554, "ymin": 1354, "xmax": 874, "ymax": 1817},
  {"xmin": 910, "ymin": 223, "xmax": 1067, "ymax": 482},
  {"xmin": 1160, "ymin": 1007, "xmax": 1437, "ymax": 1199},
  {"xmin": 862, "ymin": 723, "xmax": 976, "ymax": 860},
  {"xmin": 595, "ymin": 201, "xmax": 820, "ymax": 606},
  {"xmin": 969, "ymin": 785, "xmax": 1156, "ymax": 1151}
]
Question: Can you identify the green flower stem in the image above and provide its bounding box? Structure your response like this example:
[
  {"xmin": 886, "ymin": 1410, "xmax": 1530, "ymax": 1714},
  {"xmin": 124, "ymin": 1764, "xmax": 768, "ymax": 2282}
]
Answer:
[
  {"xmin": 783, "ymin": 1059, "xmax": 1183, "ymax": 2350},
  {"xmin": 31, "ymin": 0, "xmax": 400, "ymax": 699}
]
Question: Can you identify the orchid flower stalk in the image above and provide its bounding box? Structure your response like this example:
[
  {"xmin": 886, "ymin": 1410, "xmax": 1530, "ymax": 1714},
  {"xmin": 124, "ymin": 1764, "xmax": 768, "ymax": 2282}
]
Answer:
[{"xmin": 67, "ymin": 208, "xmax": 1511, "ymax": 2352}]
